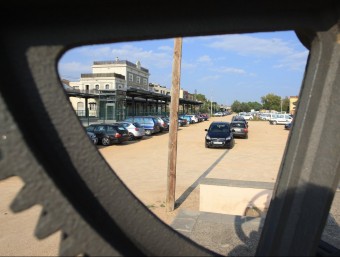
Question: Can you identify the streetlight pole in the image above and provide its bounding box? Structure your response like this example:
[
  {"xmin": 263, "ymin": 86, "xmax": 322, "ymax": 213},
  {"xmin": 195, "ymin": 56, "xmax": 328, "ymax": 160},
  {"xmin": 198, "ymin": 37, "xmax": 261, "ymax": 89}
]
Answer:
[
  {"xmin": 210, "ymin": 96, "xmax": 213, "ymax": 117},
  {"xmin": 280, "ymin": 98, "xmax": 283, "ymax": 113}
]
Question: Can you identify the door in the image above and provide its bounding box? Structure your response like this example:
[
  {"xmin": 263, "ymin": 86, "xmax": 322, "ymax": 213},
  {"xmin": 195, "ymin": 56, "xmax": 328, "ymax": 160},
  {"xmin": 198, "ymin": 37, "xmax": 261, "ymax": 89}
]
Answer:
[{"xmin": 106, "ymin": 103, "xmax": 115, "ymax": 121}]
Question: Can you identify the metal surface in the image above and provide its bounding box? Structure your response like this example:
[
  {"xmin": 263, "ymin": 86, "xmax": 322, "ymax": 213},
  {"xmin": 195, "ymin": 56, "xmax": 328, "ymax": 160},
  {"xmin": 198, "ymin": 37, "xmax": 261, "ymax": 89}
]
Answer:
[{"xmin": 0, "ymin": 1, "xmax": 339, "ymax": 256}]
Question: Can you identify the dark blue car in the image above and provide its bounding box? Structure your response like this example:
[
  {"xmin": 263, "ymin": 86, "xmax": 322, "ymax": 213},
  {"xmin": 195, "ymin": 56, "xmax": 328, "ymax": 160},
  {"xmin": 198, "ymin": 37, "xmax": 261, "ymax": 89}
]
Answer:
[{"xmin": 205, "ymin": 121, "xmax": 235, "ymax": 149}]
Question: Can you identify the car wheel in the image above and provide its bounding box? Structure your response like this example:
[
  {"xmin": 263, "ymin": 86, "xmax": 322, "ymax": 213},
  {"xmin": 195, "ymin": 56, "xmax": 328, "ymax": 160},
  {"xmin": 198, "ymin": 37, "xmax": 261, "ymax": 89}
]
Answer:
[
  {"xmin": 228, "ymin": 139, "xmax": 235, "ymax": 149},
  {"xmin": 145, "ymin": 130, "xmax": 152, "ymax": 136},
  {"xmin": 273, "ymin": 121, "xmax": 277, "ymax": 125},
  {"xmin": 245, "ymin": 134, "xmax": 248, "ymax": 139},
  {"xmin": 128, "ymin": 132, "xmax": 135, "ymax": 141},
  {"xmin": 101, "ymin": 137, "xmax": 110, "ymax": 146}
]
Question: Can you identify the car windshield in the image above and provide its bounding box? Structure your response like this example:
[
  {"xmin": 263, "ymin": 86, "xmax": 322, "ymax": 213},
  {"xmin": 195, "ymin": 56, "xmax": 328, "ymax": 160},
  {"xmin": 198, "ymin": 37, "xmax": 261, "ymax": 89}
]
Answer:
[
  {"xmin": 231, "ymin": 123, "xmax": 246, "ymax": 128},
  {"xmin": 133, "ymin": 122, "xmax": 142, "ymax": 128},
  {"xmin": 209, "ymin": 124, "xmax": 229, "ymax": 132},
  {"xmin": 86, "ymin": 126, "xmax": 94, "ymax": 132},
  {"xmin": 94, "ymin": 125, "xmax": 106, "ymax": 132}
]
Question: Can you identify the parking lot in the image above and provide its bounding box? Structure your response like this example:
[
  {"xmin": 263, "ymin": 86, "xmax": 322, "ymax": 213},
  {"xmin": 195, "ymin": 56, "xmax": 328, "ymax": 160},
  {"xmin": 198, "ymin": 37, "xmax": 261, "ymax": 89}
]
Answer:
[
  {"xmin": 98, "ymin": 116, "xmax": 290, "ymax": 224},
  {"xmin": 0, "ymin": 116, "xmax": 292, "ymax": 255}
]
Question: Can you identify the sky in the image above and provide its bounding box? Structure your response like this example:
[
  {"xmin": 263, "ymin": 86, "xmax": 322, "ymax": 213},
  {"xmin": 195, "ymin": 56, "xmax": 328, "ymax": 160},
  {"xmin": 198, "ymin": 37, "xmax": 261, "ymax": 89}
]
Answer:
[{"xmin": 58, "ymin": 30, "xmax": 309, "ymax": 106}]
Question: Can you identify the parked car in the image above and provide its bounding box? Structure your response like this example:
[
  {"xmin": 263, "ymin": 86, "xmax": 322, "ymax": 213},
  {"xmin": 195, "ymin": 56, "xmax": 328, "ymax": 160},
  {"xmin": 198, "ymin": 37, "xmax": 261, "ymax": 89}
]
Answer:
[
  {"xmin": 200, "ymin": 113, "xmax": 209, "ymax": 121},
  {"xmin": 205, "ymin": 121, "xmax": 235, "ymax": 149},
  {"xmin": 269, "ymin": 114, "xmax": 293, "ymax": 125},
  {"xmin": 154, "ymin": 116, "xmax": 169, "ymax": 132},
  {"xmin": 259, "ymin": 113, "xmax": 277, "ymax": 120},
  {"xmin": 179, "ymin": 115, "xmax": 193, "ymax": 124},
  {"xmin": 124, "ymin": 116, "xmax": 161, "ymax": 136},
  {"xmin": 284, "ymin": 121, "xmax": 293, "ymax": 130},
  {"xmin": 161, "ymin": 116, "xmax": 180, "ymax": 130},
  {"xmin": 195, "ymin": 114, "xmax": 204, "ymax": 122},
  {"xmin": 87, "ymin": 131, "xmax": 98, "ymax": 145},
  {"xmin": 186, "ymin": 114, "xmax": 199, "ymax": 123},
  {"xmin": 178, "ymin": 117, "xmax": 188, "ymax": 127},
  {"xmin": 213, "ymin": 112, "xmax": 224, "ymax": 117},
  {"xmin": 116, "ymin": 121, "xmax": 145, "ymax": 140},
  {"xmin": 230, "ymin": 121, "xmax": 249, "ymax": 139},
  {"xmin": 239, "ymin": 113, "xmax": 253, "ymax": 120},
  {"xmin": 231, "ymin": 115, "xmax": 249, "ymax": 126},
  {"xmin": 86, "ymin": 124, "xmax": 130, "ymax": 146}
]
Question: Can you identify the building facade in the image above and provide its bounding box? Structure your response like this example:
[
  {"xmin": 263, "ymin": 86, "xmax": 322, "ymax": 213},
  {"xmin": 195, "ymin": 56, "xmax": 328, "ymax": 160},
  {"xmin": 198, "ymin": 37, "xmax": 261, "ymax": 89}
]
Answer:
[
  {"xmin": 289, "ymin": 96, "xmax": 298, "ymax": 115},
  {"xmin": 64, "ymin": 59, "xmax": 202, "ymax": 124}
]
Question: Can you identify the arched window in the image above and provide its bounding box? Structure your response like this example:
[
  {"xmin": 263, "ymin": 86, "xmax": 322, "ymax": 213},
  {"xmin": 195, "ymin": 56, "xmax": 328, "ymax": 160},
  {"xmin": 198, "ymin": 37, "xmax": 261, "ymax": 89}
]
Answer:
[
  {"xmin": 95, "ymin": 84, "xmax": 99, "ymax": 90},
  {"xmin": 77, "ymin": 102, "xmax": 84, "ymax": 110},
  {"xmin": 105, "ymin": 84, "xmax": 110, "ymax": 90},
  {"xmin": 77, "ymin": 102, "xmax": 84, "ymax": 116}
]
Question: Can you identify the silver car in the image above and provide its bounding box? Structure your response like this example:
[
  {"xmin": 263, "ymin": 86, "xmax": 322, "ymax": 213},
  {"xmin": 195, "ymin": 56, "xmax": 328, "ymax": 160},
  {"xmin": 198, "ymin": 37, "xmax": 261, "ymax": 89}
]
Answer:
[{"xmin": 117, "ymin": 122, "xmax": 146, "ymax": 140}]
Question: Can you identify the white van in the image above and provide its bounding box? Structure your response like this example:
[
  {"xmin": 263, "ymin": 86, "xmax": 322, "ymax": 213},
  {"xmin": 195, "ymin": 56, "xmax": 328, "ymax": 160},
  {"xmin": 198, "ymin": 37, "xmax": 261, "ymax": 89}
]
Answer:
[
  {"xmin": 260, "ymin": 113, "xmax": 278, "ymax": 120},
  {"xmin": 269, "ymin": 114, "xmax": 293, "ymax": 125}
]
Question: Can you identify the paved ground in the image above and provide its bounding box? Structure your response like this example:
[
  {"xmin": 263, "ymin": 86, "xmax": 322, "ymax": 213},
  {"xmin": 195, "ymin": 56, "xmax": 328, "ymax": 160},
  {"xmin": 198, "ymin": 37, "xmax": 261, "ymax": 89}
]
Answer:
[
  {"xmin": 1, "ymin": 116, "xmax": 339, "ymax": 255},
  {"xmin": 99, "ymin": 116, "xmax": 288, "ymax": 225}
]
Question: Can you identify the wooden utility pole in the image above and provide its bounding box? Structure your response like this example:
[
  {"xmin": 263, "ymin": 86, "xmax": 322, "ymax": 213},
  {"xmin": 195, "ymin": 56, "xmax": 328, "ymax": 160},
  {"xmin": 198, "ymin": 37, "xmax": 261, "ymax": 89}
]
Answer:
[{"xmin": 166, "ymin": 37, "xmax": 182, "ymax": 212}]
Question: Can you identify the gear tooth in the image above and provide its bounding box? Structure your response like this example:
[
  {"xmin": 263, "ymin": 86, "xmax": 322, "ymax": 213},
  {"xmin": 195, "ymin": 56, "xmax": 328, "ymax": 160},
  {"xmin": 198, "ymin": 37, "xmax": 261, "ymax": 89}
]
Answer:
[
  {"xmin": 35, "ymin": 209, "xmax": 62, "ymax": 239},
  {"xmin": 10, "ymin": 183, "xmax": 38, "ymax": 212},
  {"xmin": 59, "ymin": 233, "xmax": 86, "ymax": 257}
]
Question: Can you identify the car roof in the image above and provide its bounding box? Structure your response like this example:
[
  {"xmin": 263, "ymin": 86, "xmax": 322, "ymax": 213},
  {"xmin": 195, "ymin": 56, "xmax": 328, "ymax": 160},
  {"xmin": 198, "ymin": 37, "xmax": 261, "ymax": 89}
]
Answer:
[
  {"xmin": 211, "ymin": 121, "xmax": 230, "ymax": 124},
  {"xmin": 89, "ymin": 123, "xmax": 122, "ymax": 127}
]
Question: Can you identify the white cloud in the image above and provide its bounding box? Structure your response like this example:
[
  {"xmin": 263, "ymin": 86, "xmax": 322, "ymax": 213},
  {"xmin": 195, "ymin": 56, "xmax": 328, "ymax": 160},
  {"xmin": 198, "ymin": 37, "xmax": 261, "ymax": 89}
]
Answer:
[
  {"xmin": 218, "ymin": 67, "xmax": 246, "ymax": 74},
  {"xmin": 110, "ymin": 45, "xmax": 173, "ymax": 68},
  {"xmin": 275, "ymin": 50, "xmax": 309, "ymax": 71},
  {"xmin": 197, "ymin": 55, "xmax": 212, "ymax": 64},
  {"xmin": 58, "ymin": 61, "xmax": 91, "ymax": 79},
  {"xmin": 208, "ymin": 34, "xmax": 295, "ymax": 57},
  {"xmin": 207, "ymin": 34, "xmax": 308, "ymax": 71},
  {"xmin": 158, "ymin": 45, "xmax": 173, "ymax": 52},
  {"xmin": 71, "ymin": 44, "xmax": 173, "ymax": 69}
]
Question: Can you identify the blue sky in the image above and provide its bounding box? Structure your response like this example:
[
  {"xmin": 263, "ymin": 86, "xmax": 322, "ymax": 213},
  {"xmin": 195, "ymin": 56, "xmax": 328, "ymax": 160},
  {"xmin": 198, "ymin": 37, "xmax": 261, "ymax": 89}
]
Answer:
[{"xmin": 58, "ymin": 30, "xmax": 308, "ymax": 105}]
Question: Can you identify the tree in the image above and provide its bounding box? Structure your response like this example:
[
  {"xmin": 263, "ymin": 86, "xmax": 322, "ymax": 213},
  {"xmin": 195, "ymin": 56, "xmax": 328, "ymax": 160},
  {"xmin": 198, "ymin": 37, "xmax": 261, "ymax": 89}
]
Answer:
[
  {"xmin": 240, "ymin": 102, "xmax": 251, "ymax": 112},
  {"xmin": 282, "ymin": 97, "xmax": 290, "ymax": 113},
  {"xmin": 247, "ymin": 101, "xmax": 263, "ymax": 111},
  {"xmin": 261, "ymin": 93, "xmax": 281, "ymax": 111},
  {"xmin": 231, "ymin": 100, "xmax": 242, "ymax": 113},
  {"xmin": 195, "ymin": 93, "xmax": 207, "ymax": 102}
]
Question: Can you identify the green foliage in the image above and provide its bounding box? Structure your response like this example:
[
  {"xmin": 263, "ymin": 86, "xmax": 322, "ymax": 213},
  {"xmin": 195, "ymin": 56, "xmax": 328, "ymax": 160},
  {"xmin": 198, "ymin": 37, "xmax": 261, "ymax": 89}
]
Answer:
[
  {"xmin": 195, "ymin": 93, "xmax": 207, "ymax": 102},
  {"xmin": 261, "ymin": 93, "xmax": 281, "ymax": 111},
  {"xmin": 260, "ymin": 94, "xmax": 291, "ymax": 112},
  {"xmin": 195, "ymin": 91, "xmax": 291, "ymax": 114},
  {"xmin": 282, "ymin": 97, "xmax": 290, "ymax": 112},
  {"xmin": 247, "ymin": 101, "xmax": 263, "ymax": 111},
  {"xmin": 231, "ymin": 100, "xmax": 262, "ymax": 112},
  {"xmin": 231, "ymin": 100, "xmax": 242, "ymax": 113}
]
